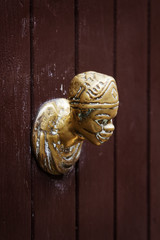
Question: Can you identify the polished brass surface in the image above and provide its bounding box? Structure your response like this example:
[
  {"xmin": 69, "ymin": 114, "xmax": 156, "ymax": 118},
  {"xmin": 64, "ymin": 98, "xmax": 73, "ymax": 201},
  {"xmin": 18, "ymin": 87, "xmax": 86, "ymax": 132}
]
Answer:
[{"xmin": 32, "ymin": 71, "xmax": 119, "ymax": 175}]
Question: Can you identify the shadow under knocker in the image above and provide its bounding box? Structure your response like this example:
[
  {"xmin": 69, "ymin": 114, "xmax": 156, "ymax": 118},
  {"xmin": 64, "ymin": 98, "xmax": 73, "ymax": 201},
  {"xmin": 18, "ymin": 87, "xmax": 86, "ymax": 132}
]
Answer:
[{"xmin": 32, "ymin": 71, "xmax": 119, "ymax": 175}]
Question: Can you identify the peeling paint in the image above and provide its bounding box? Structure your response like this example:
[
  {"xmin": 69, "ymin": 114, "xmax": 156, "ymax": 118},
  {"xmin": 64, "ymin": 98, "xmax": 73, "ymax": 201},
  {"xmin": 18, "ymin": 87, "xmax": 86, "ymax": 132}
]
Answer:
[
  {"xmin": 21, "ymin": 18, "xmax": 28, "ymax": 38},
  {"xmin": 60, "ymin": 84, "xmax": 63, "ymax": 92}
]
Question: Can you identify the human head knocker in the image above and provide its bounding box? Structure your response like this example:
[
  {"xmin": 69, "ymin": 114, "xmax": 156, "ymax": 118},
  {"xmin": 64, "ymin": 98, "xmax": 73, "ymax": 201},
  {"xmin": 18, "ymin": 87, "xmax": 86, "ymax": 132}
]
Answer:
[
  {"xmin": 32, "ymin": 71, "xmax": 119, "ymax": 175},
  {"xmin": 69, "ymin": 71, "xmax": 119, "ymax": 145}
]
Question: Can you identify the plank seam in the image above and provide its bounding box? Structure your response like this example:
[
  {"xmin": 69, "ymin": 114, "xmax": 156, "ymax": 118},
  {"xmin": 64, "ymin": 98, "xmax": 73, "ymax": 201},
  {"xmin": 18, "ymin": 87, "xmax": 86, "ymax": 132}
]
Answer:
[
  {"xmin": 75, "ymin": 0, "xmax": 79, "ymax": 239},
  {"xmin": 113, "ymin": 0, "xmax": 117, "ymax": 239},
  {"xmin": 30, "ymin": 0, "xmax": 35, "ymax": 239},
  {"xmin": 147, "ymin": 0, "xmax": 151, "ymax": 239}
]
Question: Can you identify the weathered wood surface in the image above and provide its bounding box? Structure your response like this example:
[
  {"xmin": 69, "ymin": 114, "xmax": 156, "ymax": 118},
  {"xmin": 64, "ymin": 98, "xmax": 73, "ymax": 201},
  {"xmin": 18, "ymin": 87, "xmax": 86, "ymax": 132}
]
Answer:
[
  {"xmin": 150, "ymin": 0, "xmax": 160, "ymax": 239},
  {"xmin": 1, "ymin": 0, "xmax": 160, "ymax": 239},
  {"xmin": 32, "ymin": 1, "xmax": 76, "ymax": 239},
  {"xmin": 116, "ymin": 0, "xmax": 148, "ymax": 239},
  {"xmin": 0, "ymin": 1, "xmax": 31, "ymax": 240}
]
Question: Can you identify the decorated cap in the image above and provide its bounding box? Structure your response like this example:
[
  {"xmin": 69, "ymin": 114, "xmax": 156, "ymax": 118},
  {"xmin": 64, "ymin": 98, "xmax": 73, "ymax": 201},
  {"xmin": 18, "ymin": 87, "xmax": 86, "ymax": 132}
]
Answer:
[{"xmin": 69, "ymin": 71, "xmax": 119, "ymax": 109}]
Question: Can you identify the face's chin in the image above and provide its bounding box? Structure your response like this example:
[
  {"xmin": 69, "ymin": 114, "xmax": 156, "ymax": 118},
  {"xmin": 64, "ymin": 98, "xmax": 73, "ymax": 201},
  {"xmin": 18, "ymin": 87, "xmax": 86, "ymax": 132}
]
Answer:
[
  {"xmin": 87, "ymin": 135, "xmax": 102, "ymax": 145},
  {"xmin": 96, "ymin": 131, "xmax": 113, "ymax": 144}
]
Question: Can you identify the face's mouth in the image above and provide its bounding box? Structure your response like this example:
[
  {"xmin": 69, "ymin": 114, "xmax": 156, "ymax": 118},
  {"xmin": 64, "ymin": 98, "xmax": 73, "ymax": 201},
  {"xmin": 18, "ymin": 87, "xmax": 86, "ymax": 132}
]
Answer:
[{"xmin": 96, "ymin": 130, "xmax": 113, "ymax": 144}]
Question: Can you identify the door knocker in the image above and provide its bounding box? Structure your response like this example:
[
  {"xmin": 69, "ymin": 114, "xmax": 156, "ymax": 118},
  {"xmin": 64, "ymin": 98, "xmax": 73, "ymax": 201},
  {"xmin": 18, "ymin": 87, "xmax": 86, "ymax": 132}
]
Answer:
[{"xmin": 32, "ymin": 71, "xmax": 119, "ymax": 175}]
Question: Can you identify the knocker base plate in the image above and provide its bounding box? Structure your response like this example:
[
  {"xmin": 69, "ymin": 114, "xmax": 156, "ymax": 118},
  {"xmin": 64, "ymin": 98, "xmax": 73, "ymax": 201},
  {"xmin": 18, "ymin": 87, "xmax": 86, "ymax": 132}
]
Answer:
[{"xmin": 32, "ymin": 99, "xmax": 83, "ymax": 175}]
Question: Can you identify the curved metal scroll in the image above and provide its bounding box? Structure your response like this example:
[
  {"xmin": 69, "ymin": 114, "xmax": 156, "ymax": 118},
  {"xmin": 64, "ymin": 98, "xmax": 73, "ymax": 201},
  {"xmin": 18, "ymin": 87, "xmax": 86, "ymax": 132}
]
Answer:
[{"xmin": 32, "ymin": 71, "xmax": 119, "ymax": 175}]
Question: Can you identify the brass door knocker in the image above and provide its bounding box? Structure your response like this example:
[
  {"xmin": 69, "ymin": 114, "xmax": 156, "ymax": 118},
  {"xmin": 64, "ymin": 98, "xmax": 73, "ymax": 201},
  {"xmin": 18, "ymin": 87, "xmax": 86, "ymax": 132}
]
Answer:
[{"xmin": 32, "ymin": 71, "xmax": 119, "ymax": 175}]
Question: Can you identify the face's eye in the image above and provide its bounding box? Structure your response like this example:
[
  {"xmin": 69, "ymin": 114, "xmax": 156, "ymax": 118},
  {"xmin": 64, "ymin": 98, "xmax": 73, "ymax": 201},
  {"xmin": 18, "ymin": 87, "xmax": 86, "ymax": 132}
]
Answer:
[{"xmin": 97, "ymin": 119, "xmax": 108, "ymax": 126}]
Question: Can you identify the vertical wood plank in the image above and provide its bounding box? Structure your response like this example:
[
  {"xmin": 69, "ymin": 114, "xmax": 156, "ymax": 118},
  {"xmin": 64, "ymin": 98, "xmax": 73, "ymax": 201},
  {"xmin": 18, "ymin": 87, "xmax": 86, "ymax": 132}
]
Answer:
[
  {"xmin": 0, "ymin": 1, "xmax": 31, "ymax": 240},
  {"xmin": 116, "ymin": 0, "xmax": 148, "ymax": 239},
  {"xmin": 32, "ymin": 1, "xmax": 75, "ymax": 239},
  {"xmin": 78, "ymin": 0, "xmax": 114, "ymax": 239},
  {"xmin": 150, "ymin": 0, "xmax": 160, "ymax": 239}
]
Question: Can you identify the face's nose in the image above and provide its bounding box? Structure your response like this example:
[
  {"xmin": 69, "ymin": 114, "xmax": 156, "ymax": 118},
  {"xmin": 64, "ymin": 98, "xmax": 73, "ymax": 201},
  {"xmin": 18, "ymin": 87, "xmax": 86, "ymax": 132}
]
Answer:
[{"xmin": 103, "ymin": 120, "xmax": 115, "ymax": 132}]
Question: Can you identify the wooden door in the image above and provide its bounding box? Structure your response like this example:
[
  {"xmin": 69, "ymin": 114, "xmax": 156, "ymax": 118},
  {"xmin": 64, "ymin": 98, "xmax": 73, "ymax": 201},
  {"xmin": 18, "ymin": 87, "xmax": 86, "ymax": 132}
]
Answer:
[{"xmin": 0, "ymin": 1, "xmax": 160, "ymax": 239}]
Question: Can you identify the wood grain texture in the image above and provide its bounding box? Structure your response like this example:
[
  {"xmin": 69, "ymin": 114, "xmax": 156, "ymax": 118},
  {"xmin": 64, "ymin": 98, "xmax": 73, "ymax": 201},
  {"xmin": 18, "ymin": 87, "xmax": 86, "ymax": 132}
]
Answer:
[
  {"xmin": 150, "ymin": 0, "xmax": 160, "ymax": 239},
  {"xmin": 116, "ymin": 0, "xmax": 148, "ymax": 239},
  {"xmin": 31, "ymin": 1, "xmax": 76, "ymax": 239},
  {"xmin": 77, "ymin": 1, "xmax": 115, "ymax": 239},
  {"xmin": 0, "ymin": 1, "xmax": 31, "ymax": 240}
]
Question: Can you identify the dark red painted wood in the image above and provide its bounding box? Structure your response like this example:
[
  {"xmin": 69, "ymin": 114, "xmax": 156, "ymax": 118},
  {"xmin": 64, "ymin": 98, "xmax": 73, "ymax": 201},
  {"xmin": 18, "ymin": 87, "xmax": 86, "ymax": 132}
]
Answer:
[
  {"xmin": 78, "ymin": 1, "xmax": 115, "ymax": 239},
  {"xmin": 0, "ymin": 1, "xmax": 31, "ymax": 240},
  {"xmin": 32, "ymin": 1, "xmax": 75, "ymax": 239},
  {"xmin": 150, "ymin": 0, "xmax": 160, "ymax": 239},
  {"xmin": 1, "ymin": 1, "xmax": 160, "ymax": 239},
  {"xmin": 116, "ymin": 1, "xmax": 148, "ymax": 239}
]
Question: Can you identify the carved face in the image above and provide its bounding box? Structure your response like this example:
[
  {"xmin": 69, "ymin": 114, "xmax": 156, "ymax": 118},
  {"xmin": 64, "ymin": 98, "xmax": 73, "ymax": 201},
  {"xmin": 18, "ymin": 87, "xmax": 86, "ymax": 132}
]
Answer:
[
  {"xmin": 76, "ymin": 107, "xmax": 118, "ymax": 145},
  {"xmin": 69, "ymin": 72, "xmax": 119, "ymax": 146}
]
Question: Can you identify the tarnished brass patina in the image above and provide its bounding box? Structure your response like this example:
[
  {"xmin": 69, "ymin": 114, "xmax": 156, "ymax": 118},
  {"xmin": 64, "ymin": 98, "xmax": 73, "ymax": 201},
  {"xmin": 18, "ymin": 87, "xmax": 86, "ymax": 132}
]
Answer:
[{"xmin": 32, "ymin": 71, "xmax": 119, "ymax": 175}]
